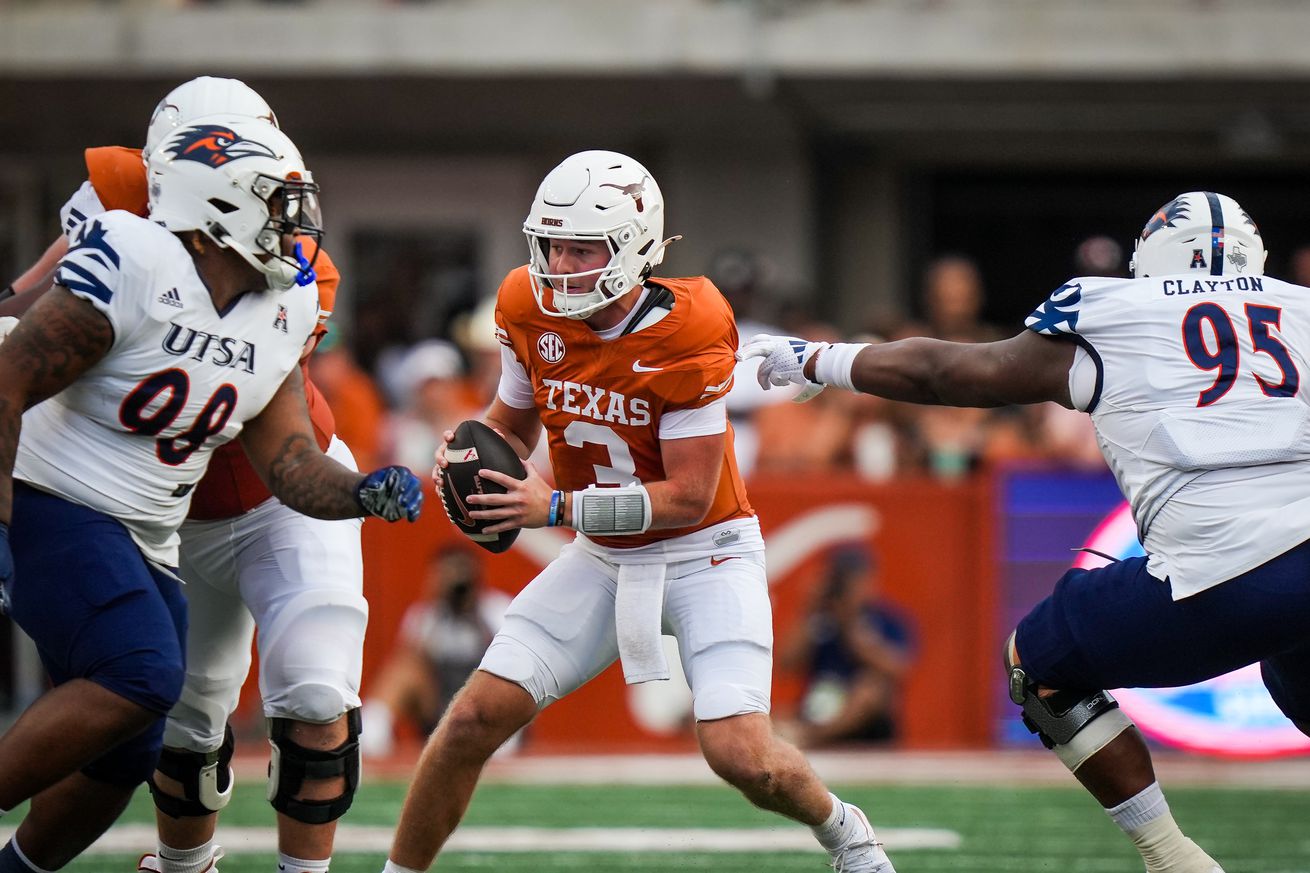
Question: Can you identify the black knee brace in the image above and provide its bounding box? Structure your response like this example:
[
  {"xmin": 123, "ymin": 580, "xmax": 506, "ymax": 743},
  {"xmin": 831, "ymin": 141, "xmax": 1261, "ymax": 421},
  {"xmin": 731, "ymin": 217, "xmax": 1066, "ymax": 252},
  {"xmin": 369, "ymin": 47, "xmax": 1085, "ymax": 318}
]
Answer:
[
  {"xmin": 148, "ymin": 724, "xmax": 236, "ymax": 819},
  {"xmin": 1008, "ymin": 663, "xmax": 1119, "ymax": 749},
  {"xmin": 266, "ymin": 708, "xmax": 361, "ymax": 825}
]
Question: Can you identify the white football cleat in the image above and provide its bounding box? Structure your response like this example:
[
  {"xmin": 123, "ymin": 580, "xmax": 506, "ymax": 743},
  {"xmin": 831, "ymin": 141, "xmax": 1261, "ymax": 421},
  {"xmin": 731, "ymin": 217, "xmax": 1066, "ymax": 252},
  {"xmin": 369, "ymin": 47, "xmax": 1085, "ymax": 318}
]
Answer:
[
  {"xmin": 828, "ymin": 803, "xmax": 896, "ymax": 873},
  {"xmin": 136, "ymin": 845, "xmax": 225, "ymax": 873}
]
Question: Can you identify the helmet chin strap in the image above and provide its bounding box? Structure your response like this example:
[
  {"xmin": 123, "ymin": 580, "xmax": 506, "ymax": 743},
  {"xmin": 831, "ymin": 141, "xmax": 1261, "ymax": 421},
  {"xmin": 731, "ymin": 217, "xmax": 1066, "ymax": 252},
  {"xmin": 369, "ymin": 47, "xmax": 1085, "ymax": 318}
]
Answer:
[
  {"xmin": 212, "ymin": 229, "xmax": 300, "ymax": 292},
  {"xmin": 550, "ymin": 236, "xmax": 683, "ymax": 320}
]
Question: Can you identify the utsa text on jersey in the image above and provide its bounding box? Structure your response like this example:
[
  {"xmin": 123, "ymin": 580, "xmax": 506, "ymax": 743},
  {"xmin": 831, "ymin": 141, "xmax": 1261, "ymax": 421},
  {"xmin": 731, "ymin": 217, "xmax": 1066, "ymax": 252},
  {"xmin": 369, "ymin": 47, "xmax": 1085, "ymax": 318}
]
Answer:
[{"xmin": 162, "ymin": 322, "xmax": 258, "ymax": 372}]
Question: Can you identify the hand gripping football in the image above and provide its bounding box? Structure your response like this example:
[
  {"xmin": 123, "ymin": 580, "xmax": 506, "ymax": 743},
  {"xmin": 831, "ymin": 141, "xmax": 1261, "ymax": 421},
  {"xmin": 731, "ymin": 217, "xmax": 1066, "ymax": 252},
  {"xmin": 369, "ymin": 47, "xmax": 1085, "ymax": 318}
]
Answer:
[{"xmin": 440, "ymin": 420, "xmax": 528, "ymax": 553}]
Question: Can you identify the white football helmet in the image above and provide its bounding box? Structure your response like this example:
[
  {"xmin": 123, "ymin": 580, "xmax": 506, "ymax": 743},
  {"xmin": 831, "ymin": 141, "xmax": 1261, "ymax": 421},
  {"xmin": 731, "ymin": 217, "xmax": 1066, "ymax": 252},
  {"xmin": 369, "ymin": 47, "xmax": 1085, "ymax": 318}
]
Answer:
[
  {"xmin": 524, "ymin": 150, "xmax": 677, "ymax": 319},
  {"xmin": 147, "ymin": 114, "xmax": 321, "ymax": 292},
  {"xmin": 1130, "ymin": 191, "xmax": 1265, "ymax": 278},
  {"xmin": 144, "ymin": 76, "xmax": 278, "ymax": 162}
]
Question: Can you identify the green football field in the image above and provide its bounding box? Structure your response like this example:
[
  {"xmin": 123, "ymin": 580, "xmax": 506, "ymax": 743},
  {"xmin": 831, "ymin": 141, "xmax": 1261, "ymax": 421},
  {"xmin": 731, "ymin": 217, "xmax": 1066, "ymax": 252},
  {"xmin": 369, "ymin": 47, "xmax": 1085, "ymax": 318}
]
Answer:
[{"xmin": 19, "ymin": 776, "xmax": 1310, "ymax": 872}]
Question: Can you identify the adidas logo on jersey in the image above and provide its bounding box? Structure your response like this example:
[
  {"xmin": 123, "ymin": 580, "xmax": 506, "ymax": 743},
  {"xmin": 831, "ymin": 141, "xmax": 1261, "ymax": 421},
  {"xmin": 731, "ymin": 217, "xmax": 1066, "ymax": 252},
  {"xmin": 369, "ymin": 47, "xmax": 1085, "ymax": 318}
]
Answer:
[{"xmin": 158, "ymin": 287, "xmax": 183, "ymax": 308}]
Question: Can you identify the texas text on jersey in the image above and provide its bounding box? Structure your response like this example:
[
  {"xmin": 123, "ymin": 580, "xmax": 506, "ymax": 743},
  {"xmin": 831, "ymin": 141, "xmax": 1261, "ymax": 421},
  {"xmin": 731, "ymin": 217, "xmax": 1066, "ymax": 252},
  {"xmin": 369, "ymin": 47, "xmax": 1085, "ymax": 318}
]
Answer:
[{"xmin": 495, "ymin": 265, "xmax": 752, "ymax": 550}]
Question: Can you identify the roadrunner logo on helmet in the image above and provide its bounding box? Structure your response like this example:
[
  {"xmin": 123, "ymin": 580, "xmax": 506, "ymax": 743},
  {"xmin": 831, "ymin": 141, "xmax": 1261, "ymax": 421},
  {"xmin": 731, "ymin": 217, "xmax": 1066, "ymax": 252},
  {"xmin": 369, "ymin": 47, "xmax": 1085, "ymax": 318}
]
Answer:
[
  {"xmin": 147, "ymin": 114, "xmax": 322, "ymax": 293},
  {"xmin": 524, "ymin": 150, "xmax": 679, "ymax": 320},
  {"xmin": 143, "ymin": 76, "xmax": 279, "ymax": 164},
  {"xmin": 1130, "ymin": 191, "xmax": 1265, "ymax": 278}
]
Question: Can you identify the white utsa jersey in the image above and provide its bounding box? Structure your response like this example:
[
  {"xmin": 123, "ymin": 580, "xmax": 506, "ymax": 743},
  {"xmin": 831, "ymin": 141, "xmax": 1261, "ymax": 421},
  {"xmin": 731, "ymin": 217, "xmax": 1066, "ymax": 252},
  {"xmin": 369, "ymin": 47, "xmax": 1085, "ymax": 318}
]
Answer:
[
  {"xmin": 60, "ymin": 180, "xmax": 105, "ymax": 240},
  {"xmin": 1027, "ymin": 272, "xmax": 1310, "ymax": 598},
  {"xmin": 14, "ymin": 210, "xmax": 317, "ymax": 565}
]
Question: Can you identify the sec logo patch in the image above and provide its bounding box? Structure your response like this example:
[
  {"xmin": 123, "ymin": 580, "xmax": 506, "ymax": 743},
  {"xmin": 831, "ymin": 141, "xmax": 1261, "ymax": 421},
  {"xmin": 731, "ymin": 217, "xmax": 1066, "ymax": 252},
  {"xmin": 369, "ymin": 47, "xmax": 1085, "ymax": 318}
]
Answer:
[{"xmin": 537, "ymin": 332, "xmax": 565, "ymax": 363}]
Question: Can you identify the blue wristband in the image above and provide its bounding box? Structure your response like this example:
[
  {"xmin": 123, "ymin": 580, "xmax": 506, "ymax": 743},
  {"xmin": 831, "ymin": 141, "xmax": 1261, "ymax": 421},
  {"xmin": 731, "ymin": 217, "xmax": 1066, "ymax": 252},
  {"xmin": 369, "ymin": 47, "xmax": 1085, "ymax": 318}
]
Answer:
[{"xmin": 547, "ymin": 491, "xmax": 562, "ymax": 527}]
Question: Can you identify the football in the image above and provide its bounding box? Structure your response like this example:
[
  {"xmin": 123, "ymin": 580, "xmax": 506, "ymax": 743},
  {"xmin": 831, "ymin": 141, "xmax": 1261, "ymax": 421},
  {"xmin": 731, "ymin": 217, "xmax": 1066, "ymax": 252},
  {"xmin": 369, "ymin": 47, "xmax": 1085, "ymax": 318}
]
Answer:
[{"xmin": 439, "ymin": 419, "xmax": 528, "ymax": 554}]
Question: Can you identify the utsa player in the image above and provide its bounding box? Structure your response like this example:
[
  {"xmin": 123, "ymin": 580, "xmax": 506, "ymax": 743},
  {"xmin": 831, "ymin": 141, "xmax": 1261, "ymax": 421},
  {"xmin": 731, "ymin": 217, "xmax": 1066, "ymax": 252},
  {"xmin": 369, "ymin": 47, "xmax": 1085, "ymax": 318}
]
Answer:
[
  {"xmin": 741, "ymin": 191, "xmax": 1310, "ymax": 873},
  {"xmin": 4, "ymin": 78, "xmax": 376, "ymax": 873},
  {"xmin": 382, "ymin": 150, "xmax": 896, "ymax": 873},
  {"xmin": 0, "ymin": 116, "xmax": 422, "ymax": 873}
]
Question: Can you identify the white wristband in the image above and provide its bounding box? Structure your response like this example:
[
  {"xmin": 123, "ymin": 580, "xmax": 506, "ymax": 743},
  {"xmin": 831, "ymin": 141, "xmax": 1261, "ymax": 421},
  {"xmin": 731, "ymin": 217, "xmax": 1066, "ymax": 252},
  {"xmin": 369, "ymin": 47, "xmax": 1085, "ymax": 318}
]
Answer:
[
  {"xmin": 814, "ymin": 342, "xmax": 870, "ymax": 392},
  {"xmin": 572, "ymin": 484, "xmax": 653, "ymax": 536}
]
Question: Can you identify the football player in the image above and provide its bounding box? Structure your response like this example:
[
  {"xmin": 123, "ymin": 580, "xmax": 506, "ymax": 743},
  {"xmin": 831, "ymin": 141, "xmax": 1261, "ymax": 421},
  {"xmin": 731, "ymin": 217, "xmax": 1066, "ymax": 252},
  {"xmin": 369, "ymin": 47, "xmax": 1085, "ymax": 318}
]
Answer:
[
  {"xmin": 1, "ymin": 76, "xmax": 382, "ymax": 873},
  {"xmin": 740, "ymin": 191, "xmax": 1310, "ymax": 873},
  {"xmin": 0, "ymin": 115, "xmax": 422, "ymax": 873},
  {"xmin": 383, "ymin": 151, "xmax": 896, "ymax": 873}
]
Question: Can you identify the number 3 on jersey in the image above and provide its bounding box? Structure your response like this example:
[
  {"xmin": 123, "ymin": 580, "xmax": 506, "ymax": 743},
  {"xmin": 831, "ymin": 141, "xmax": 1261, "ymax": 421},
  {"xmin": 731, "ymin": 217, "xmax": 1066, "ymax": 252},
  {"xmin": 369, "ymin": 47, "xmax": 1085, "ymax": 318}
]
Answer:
[
  {"xmin": 563, "ymin": 420, "xmax": 639, "ymax": 484},
  {"xmin": 119, "ymin": 368, "xmax": 238, "ymax": 465},
  {"xmin": 1182, "ymin": 302, "xmax": 1300, "ymax": 407}
]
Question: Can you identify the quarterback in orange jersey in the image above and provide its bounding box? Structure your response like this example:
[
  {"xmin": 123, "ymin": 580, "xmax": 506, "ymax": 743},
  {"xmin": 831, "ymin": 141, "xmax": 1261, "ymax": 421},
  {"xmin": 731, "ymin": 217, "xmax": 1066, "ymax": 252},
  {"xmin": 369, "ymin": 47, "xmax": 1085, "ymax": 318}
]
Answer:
[
  {"xmin": 2, "ymin": 78, "xmax": 374, "ymax": 873},
  {"xmin": 382, "ymin": 151, "xmax": 897, "ymax": 873}
]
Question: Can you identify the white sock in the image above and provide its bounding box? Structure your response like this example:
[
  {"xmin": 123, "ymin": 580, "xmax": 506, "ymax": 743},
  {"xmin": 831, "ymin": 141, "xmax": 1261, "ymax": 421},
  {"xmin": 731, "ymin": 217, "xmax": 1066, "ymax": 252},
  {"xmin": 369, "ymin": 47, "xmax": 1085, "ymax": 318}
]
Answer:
[
  {"xmin": 1107, "ymin": 783, "xmax": 1212, "ymax": 871},
  {"xmin": 276, "ymin": 853, "xmax": 330, "ymax": 873},
  {"xmin": 10, "ymin": 839, "xmax": 53, "ymax": 873},
  {"xmin": 1107, "ymin": 781, "xmax": 1169, "ymax": 832},
  {"xmin": 157, "ymin": 840, "xmax": 217, "ymax": 873},
  {"xmin": 811, "ymin": 793, "xmax": 855, "ymax": 852},
  {"xmin": 382, "ymin": 861, "xmax": 424, "ymax": 873}
]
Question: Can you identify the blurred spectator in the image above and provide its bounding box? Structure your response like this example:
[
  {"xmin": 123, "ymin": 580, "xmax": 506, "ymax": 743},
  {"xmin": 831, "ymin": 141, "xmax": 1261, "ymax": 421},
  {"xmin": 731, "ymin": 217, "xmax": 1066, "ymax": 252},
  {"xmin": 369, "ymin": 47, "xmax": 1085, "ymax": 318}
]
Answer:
[
  {"xmin": 360, "ymin": 547, "xmax": 511, "ymax": 758},
  {"xmin": 1074, "ymin": 234, "xmax": 1127, "ymax": 278},
  {"xmin": 779, "ymin": 544, "xmax": 914, "ymax": 748},
  {"xmin": 1288, "ymin": 244, "xmax": 1310, "ymax": 287},
  {"xmin": 383, "ymin": 339, "xmax": 481, "ymax": 473},
  {"xmin": 307, "ymin": 323, "xmax": 386, "ymax": 470},
  {"xmin": 881, "ymin": 255, "xmax": 1002, "ymax": 477},
  {"xmin": 452, "ymin": 292, "xmax": 504, "ymax": 408},
  {"xmin": 898, "ymin": 254, "xmax": 1004, "ymax": 343},
  {"xmin": 710, "ymin": 247, "xmax": 804, "ymax": 476},
  {"xmin": 751, "ymin": 324, "xmax": 863, "ymax": 475}
]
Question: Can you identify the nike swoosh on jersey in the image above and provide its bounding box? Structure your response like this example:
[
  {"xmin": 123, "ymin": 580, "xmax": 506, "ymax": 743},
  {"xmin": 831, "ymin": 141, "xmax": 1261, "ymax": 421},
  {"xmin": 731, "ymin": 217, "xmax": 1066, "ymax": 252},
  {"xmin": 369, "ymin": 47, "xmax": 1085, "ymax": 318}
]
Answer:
[
  {"xmin": 632, "ymin": 360, "xmax": 663, "ymax": 372},
  {"xmin": 710, "ymin": 555, "xmax": 740, "ymax": 566}
]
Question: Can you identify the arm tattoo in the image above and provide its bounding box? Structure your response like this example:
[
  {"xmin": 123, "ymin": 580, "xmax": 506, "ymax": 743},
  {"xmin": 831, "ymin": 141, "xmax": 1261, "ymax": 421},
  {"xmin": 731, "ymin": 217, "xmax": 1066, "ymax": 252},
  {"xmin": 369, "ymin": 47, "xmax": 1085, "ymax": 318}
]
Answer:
[
  {"xmin": 0, "ymin": 287, "xmax": 111, "ymax": 522},
  {"xmin": 265, "ymin": 433, "xmax": 364, "ymax": 520},
  {"xmin": 7, "ymin": 287, "xmax": 113, "ymax": 408},
  {"xmin": 0, "ymin": 396, "xmax": 17, "ymax": 523}
]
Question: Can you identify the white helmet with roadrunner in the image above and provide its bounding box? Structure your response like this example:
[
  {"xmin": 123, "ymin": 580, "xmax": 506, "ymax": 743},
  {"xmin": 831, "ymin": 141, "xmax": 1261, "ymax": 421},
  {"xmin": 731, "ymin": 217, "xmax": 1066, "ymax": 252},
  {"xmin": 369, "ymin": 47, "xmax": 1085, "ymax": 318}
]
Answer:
[
  {"xmin": 144, "ymin": 76, "xmax": 279, "ymax": 163},
  {"xmin": 1130, "ymin": 191, "xmax": 1265, "ymax": 278},
  {"xmin": 524, "ymin": 150, "xmax": 678, "ymax": 320},
  {"xmin": 147, "ymin": 114, "xmax": 321, "ymax": 292}
]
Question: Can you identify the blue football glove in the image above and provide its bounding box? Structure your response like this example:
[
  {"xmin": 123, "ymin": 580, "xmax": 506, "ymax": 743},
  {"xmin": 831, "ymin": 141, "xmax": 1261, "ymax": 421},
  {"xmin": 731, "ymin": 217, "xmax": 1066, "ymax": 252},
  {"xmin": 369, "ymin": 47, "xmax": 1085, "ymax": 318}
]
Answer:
[
  {"xmin": 356, "ymin": 466, "xmax": 424, "ymax": 523},
  {"xmin": 0, "ymin": 522, "xmax": 12, "ymax": 616}
]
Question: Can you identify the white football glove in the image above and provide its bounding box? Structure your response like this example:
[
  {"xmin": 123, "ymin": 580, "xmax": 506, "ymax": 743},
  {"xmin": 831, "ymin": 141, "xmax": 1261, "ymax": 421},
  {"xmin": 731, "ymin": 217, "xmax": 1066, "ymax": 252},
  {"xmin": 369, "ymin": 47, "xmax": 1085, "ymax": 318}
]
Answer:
[
  {"xmin": 737, "ymin": 334, "xmax": 830, "ymax": 401},
  {"xmin": 0, "ymin": 317, "xmax": 18, "ymax": 345}
]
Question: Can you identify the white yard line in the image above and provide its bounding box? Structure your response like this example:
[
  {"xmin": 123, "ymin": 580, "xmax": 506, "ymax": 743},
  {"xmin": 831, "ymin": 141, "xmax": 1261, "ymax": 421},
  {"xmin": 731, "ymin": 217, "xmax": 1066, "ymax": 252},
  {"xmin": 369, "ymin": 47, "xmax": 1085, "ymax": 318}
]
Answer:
[
  {"xmin": 0, "ymin": 824, "xmax": 959, "ymax": 854},
  {"xmin": 352, "ymin": 748, "xmax": 1310, "ymax": 789}
]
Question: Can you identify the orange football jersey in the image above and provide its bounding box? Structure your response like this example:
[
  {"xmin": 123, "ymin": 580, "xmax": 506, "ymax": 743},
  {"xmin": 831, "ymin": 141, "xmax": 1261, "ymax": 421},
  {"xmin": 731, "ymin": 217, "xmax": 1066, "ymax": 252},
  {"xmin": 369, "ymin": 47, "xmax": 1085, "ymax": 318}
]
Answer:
[
  {"xmin": 495, "ymin": 266, "xmax": 753, "ymax": 549},
  {"xmin": 83, "ymin": 145, "xmax": 339, "ymax": 520}
]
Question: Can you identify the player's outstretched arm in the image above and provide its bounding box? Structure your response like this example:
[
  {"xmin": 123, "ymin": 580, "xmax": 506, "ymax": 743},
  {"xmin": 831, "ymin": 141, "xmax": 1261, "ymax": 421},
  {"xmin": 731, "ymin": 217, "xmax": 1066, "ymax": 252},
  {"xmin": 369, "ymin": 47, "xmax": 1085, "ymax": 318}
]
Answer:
[
  {"xmin": 741, "ymin": 330, "xmax": 1076, "ymax": 409},
  {"xmin": 241, "ymin": 366, "xmax": 422, "ymax": 522},
  {"xmin": 0, "ymin": 286, "xmax": 113, "ymax": 523},
  {"xmin": 2, "ymin": 236, "xmax": 69, "ymax": 312}
]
